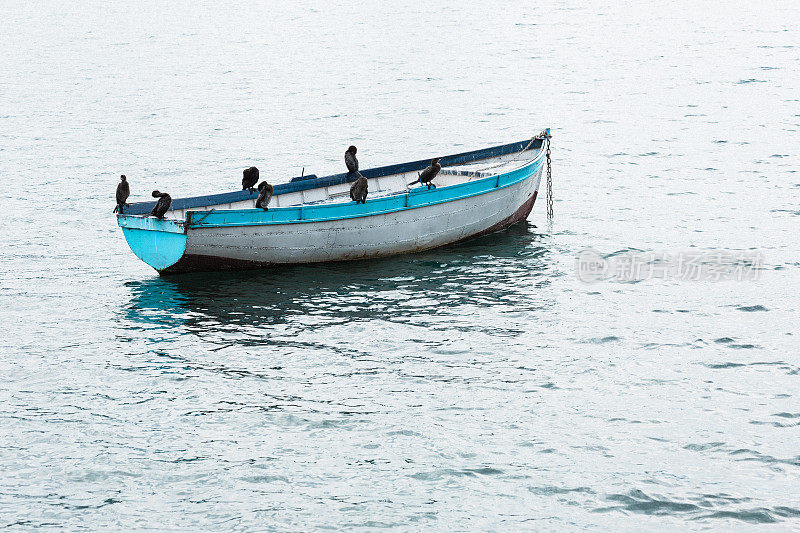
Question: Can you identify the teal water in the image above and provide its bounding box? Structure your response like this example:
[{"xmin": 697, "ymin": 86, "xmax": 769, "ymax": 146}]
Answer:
[{"xmin": 1, "ymin": 1, "xmax": 799, "ymax": 530}]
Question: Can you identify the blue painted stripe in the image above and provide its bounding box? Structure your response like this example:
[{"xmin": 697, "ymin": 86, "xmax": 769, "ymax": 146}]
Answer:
[
  {"xmin": 121, "ymin": 137, "xmax": 545, "ymax": 215},
  {"xmin": 184, "ymin": 154, "xmax": 543, "ymax": 229}
]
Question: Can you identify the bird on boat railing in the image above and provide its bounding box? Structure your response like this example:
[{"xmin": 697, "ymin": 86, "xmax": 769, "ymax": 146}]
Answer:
[
  {"xmin": 408, "ymin": 158, "xmax": 441, "ymax": 190},
  {"xmin": 345, "ymin": 145, "xmax": 368, "ymax": 203},
  {"xmin": 114, "ymin": 174, "xmax": 130, "ymax": 213},
  {"xmin": 345, "ymin": 145, "xmax": 358, "ymax": 175},
  {"xmin": 242, "ymin": 166, "xmax": 259, "ymax": 193},
  {"xmin": 150, "ymin": 190, "xmax": 172, "ymax": 219},
  {"xmin": 350, "ymin": 174, "xmax": 368, "ymax": 204},
  {"xmin": 255, "ymin": 181, "xmax": 273, "ymax": 210}
]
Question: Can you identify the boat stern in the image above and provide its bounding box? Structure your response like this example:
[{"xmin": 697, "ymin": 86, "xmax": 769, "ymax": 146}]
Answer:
[{"xmin": 117, "ymin": 215, "xmax": 187, "ymax": 272}]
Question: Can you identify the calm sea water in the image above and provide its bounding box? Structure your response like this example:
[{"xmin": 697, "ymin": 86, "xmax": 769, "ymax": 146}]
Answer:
[{"xmin": 1, "ymin": 1, "xmax": 799, "ymax": 530}]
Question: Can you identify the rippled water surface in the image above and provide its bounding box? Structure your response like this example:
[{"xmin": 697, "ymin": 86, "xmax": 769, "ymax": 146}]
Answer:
[{"xmin": 2, "ymin": 1, "xmax": 799, "ymax": 529}]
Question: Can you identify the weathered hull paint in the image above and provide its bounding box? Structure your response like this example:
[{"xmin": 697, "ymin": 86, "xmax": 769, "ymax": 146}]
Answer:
[
  {"xmin": 451, "ymin": 190, "xmax": 538, "ymax": 246},
  {"xmin": 162, "ymin": 189, "xmax": 540, "ymax": 275}
]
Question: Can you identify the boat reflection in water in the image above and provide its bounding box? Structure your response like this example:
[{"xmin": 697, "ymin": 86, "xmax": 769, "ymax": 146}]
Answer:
[{"xmin": 121, "ymin": 222, "xmax": 555, "ymax": 342}]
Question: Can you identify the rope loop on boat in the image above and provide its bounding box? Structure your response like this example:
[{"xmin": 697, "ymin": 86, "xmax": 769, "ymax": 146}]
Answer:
[{"xmin": 471, "ymin": 134, "xmax": 542, "ymax": 174}]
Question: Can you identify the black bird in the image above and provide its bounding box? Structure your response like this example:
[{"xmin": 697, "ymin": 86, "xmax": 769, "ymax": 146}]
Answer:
[
  {"xmin": 242, "ymin": 166, "xmax": 259, "ymax": 193},
  {"xmin": 150, "ymin": 190, "xmax": 172, "ymax": 219},
  {"xmin": 255, "ymin": 181, "xmax": 273, "ymax": 210},
  {"xmin": 408, "ymin": 158, "xmax": 442, "ymax": 190},
  {"xmin": 345, "ymin": 145, "xmax": 358, "ymax": 175},
  {"xmin": 349, "ymin": 174, "xmax": 368, "ymax": 204},
  {"xmin": 114, "ymin": 174, "xmax": 130, "ymax": 213}
]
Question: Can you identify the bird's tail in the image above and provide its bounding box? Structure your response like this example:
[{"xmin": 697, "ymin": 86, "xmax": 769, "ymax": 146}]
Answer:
[{"xmin": 408, "ymin": 171, "xmax": 423, "ymax": 187}]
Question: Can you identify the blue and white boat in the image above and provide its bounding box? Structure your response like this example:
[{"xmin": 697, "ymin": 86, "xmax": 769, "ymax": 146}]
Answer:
[{"xmin": 117, "ymin": 131, "xmax": 550, "ymax": 275}]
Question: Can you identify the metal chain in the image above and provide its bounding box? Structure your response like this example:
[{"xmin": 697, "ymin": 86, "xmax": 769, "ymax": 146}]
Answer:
[{"xmin": 546, "ymin": 137, "xmax": 553, "ymax": 218}]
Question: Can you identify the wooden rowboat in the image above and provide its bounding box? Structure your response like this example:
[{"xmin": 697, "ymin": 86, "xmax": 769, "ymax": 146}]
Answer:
[{"xmin": 116, "ymin": 131, "xmax": 550, "ymax": 275}]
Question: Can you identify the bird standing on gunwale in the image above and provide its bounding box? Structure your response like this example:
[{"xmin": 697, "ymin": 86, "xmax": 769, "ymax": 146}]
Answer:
[
  {"xmin": 255, "ymin": 181, "xmax": 273, "ymax": 210},
  {"xmin": 150, "ymin": 190, "xmax": 172, "ymax": 219},
  {"xmin": 242, "ymin": 166, "xmax": 259, "ymax": 193},
  {"xmin": 114, "ymin": 174, "xmax": 130, "ymax": 213},
  {"xmin": 346, "ymin": 145, "xmax": 368, "ymax": 203},
  {"xmin": 350, "ymin": 174, "xmax": 368, "ymax": 204},
  {"xmin": 345, "ymin": 145, "xmax": 358, "ymax": 175},
  {"xmin": 408, "ymin": 158, "xmax": 442, "ymax": 190}
]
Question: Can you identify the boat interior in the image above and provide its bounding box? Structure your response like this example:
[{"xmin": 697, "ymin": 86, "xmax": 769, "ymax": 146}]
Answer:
[{"xmin": 120, "ymin": 137, "xmax": 546, "ymax": 221}]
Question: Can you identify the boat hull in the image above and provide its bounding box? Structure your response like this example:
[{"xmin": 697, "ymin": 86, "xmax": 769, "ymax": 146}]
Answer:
[
  {"xmin": 156, "ymin": 165, "xmax": 541, "ymax": 274},
  {"xmin": 159, "ymin": 182, "xmax": 537, "ymax": 274}
]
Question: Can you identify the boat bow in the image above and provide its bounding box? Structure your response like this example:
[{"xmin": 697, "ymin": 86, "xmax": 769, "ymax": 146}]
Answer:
[{"xmin": 117, "ymin": 215, "xmax": 187, "ymax": 271}]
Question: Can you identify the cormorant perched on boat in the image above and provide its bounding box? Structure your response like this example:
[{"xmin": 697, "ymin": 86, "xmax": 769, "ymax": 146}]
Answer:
[
  {"xmin": 408, "ymin": 158, "xmax": 442, "ymax": 190},
  {"xmin": 242, "ymin": 166, "xmax": 259, "ymax": 193},
  {"xmin": 345, "ymin": 145, "xmax": 358, "ymax": 175},
  {"xmin": 114, "ymin": 174, "xmax": 130, "ymax": 213},
  {"xmin": 150, "ymin": 190, "xmax": 172, "ymax": 219},
  {"xmin": 350, "ymin": 174, "xmax": 368, "ymax": 204},
  {"xmin": 255, "ymin": 181, "xmax": 273, "ymax": 210}
]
